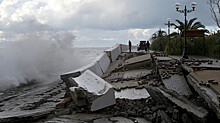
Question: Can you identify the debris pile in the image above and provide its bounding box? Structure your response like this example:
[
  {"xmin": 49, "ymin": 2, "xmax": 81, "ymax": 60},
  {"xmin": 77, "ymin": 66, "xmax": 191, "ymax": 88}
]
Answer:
[
  {"xmin": 55, "ymin": 52, "xmax": 220, "ymax": 122},
  {"xmin": 2, "ymin": 44, "xmax": 220, "ymax": 122},
  {"xmin": 68, "ymin": 70, "xmax": 116, "ymax": 111}
]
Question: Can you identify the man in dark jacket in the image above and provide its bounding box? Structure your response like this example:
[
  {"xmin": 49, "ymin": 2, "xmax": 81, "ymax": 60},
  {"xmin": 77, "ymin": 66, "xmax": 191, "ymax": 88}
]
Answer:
[
  {"xmin": 129, "ymin": 40, "xmax": 132, "ymax": 52},
  {"xmin": 146, "ymin": 41, "xmax": 150, "ymax": 52}
]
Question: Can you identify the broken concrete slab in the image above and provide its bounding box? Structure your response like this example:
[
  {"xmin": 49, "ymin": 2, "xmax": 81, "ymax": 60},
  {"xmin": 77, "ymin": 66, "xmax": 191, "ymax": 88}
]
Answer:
[
  {"xmin": 157, "ymin": 110, "xmax": 172, "ymax": 123},
  {"xmin": 57, "ymin": 113, "xmax": 112, "ymax": 122},
  {"xmin": 111, "ymin": 80, "xmax": 139, "ymax": 90},
  {"xmin": 158, "ymin": 87, "xmax": 208, "ymax": 122},
  {"xmin": 43, "ymin": 117, "xmax": 80, "ymax": 123},
  {"xmin": 69, "ymin": 70, "xmax": 116, "ymax": 111},
  {"xmin": 60, "ymin": 52, "xmax": 111, "ymax": 83},
  {"xmin": 95, "ymin": 53, "xmax": 111, "ymax": 74},
  {"xmin": 145, "ymin": 86, "xmax": 170, "ymax": 106},
  {"xmin": 159, "ymin": 69, "xmax": 192, "ymax": 96},
  {"xmin": 115, "ymin": 88, "xmax": 150, "ymax": 100},
  {"xmin": 110, "ymin": 117, "xmax": 133, "ymax": 123},
  {"xmin": 123, "ymin": 54, "xmax": 152, "ymax": 70},
  {"xmin": 105, "ymin": 44, "xmax": 122, "ymax": 62},
  {"xmin": 103, "ymin": 60, "xmax": 123, "ymax": 76},
  {"xmin": 123, "ymin": 69, "xmax": 152, "ymax": 79},
  {"xmin": 0, "ymin": 108, "xmax": 55, "ymax": 123},
  {"xmin": 93, "ymin": 118, "xmax": 113, "ymax": 123},
  {"xmin": 155, "ymin": 57, "xmax": 173, "ymax": 61},
  {"xmin": 105, "ymin": 69, "xmax": 152, "ymax": 81},
  {"xmin": 187, "ymin": 73, "xmax": 220, "ymax": 119},
  {"xmin": 120, "ymin": 44, "xmax": 129, "ymax": 52},
  {"xmin": 189, "ymin": 70, "xmax": 220, "ymax": 95}
]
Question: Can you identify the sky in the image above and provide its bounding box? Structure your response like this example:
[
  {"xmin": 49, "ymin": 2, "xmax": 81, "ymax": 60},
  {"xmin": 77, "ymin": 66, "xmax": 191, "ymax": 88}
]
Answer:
[{"xmin": 0, "ymin": 0, "xmax": 218, "ymax": 47}]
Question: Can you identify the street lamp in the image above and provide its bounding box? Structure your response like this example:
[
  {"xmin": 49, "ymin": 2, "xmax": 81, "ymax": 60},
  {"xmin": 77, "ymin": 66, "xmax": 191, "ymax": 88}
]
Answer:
[
  {"xmin": 174, "ymin": 2, "xmax": 197, "ymax": 59},
  {"xmin": 165, "ymin": 18, "xmax": 171, "ymax": 50},
  {"xmin": 165, "ymin": 18, "xmax": 171, "ymax": 36}
]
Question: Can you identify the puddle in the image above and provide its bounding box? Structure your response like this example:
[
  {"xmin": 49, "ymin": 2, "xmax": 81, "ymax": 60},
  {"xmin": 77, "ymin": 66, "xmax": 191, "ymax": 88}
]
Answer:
[{"xmin": 115, "ymin": 88, "xmax": 150, "ymax": 100}]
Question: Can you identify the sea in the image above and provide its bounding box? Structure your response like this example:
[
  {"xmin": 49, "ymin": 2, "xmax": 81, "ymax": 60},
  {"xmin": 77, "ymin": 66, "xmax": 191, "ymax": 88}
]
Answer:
[{"xmin": 0, "ymin": 47, "xmax": 108, "ymax": 92}]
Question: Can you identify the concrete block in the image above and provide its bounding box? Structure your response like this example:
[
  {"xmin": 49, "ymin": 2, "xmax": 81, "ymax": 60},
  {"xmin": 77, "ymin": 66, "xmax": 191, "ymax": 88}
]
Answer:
[
  {"xmin": 88, "ymin": 62, "xmax": 103, "ymax": 77},
  {"xmin": 121, "ymin": 44, "xmax": 129, "ymax": 52},
  {"xmin": 95, "ymin": 53, "xmax": 110, "ymax": 74},
  {"xmin": 106, "ymin": 44, "xmax": 121, "ymax": 62},
  {"xmin": 66, "ymin": 61, "xmax": 103, "ymax": 77},
  {"xmin": 69, "ymin": 70, "xmax": 116, "ymax": 111}
]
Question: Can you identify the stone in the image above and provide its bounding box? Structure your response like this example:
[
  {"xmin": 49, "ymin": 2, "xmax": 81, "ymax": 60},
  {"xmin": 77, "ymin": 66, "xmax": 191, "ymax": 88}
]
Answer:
[
  {"xmin": 212, "ymin": 81, "xmax": 218, "ymax": 84},
  {"xmin": 172, "ymin": 109, "xmax": 180, "ymax": 121},
  {"xmin": 181, "ymin": 113, "xmax": 193, "ymax": 123},
  {"xmin": 110, "ymin": 117, "xmax": 133, "ymax": 123},
  {"xmin": 69, "ymin": 87, "xmax": 87, "ymax": 107},
  {"xmin": 145, "ymin": 86, "xmax": 170, "ymax": 106},
  {"xmin": 69, "ymin": 70, "xmax": 116, "ymax": 111},
  {"xmin": 93, "ymin": 118, "xmax": 112, "ymax": 123},
  {"xmin": 144, "ymin": 114, "xmax": 155, "ymax": 122},
  {"xmin": 130, "ymin": 117, "xmax": 152, "ymax": 123},
  {"xmin": 54, "ymin": 109, "xmax": 72, "ymax": 116},
  {"xmin": 157, "ymin": 110, "xmax": 172, "ymax": 123}
]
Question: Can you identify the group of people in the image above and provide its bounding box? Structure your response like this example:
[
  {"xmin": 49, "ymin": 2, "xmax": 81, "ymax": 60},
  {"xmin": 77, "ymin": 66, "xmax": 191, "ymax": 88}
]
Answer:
[{"xmin": 128, "ymin": 40, "xmax": 150, "ymax": 52}]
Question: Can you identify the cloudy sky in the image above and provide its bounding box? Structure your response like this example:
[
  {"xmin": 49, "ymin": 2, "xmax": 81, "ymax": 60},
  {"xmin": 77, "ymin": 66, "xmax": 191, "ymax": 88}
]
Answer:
[{"xmin": 0, "ymin": 0, "xmax": 218, "ymax": 47}]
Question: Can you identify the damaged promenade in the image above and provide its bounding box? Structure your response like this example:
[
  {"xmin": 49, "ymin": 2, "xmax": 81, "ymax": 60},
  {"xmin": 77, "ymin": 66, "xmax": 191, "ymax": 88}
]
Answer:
[{"xmin": 0, "ymin": 44, "xmax": 220, "ymax": 123}]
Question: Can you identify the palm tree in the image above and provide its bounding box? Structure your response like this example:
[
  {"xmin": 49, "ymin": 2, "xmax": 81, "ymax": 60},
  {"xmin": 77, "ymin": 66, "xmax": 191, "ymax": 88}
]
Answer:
[
  {"xmin": 169, "ymin": 32, "xmax": 180, "ymax": 38},
  {"xmin": 171, "ymin": 17, "xmax": 205, "ymax": 32},
  {"xmin": 151, "ymin": 29, "xmax": 167, "ymax": 40},
  {"xmin": 150, "ymin": 29, "xmax": 167, "ymax": 51}
]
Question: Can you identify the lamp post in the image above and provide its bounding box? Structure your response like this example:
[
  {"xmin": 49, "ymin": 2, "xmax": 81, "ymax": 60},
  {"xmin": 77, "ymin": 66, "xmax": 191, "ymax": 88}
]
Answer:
[
  {"xmin": 165, "ymin": 18, "xmax": 171, "ymax": 50},
  {"xmin": 165, "ymin": 18, "xmax": 171, "ymax": 36},
  {"xmin": 174, "ymin": 2, "xmax": 196, "ymax": 59}
]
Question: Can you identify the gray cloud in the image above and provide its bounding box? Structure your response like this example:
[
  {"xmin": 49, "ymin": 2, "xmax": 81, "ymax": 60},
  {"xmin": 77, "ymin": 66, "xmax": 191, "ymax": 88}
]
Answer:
[
  {"xmin": 0, "ymin": 0, "xmax": 215, "ymax": 31},
  {"xmin": 56, "ymin": 0, "xmax": 214, "ymax": 30},
  {"xmin": 0, "ymin": 0, "xmax": 217, "ymax": 47},
  {"xmin": 3, "ymin": 19, "xmax": 50, "ymax": 33}
]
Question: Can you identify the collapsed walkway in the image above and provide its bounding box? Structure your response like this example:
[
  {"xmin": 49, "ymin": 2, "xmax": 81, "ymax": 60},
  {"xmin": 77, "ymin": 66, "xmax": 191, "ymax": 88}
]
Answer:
[{"xmin": 0, "ymin": 44, "xmax": 220, "ymax": 123}]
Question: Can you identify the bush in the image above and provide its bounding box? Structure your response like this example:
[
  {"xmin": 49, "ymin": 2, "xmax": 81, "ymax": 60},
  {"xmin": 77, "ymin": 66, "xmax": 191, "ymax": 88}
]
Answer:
[{"xmin": 151, "ymin": 33, "xmax": 220, "ymax": 59}]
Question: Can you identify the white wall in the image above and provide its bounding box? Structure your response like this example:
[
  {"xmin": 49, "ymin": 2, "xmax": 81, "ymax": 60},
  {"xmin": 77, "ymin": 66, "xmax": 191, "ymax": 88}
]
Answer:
[
  {"xmin": 105, "ymin": 44, "xmax": 121, "ymax": 62},
  {"xmin": 95, "ymin": 53, "xmax": 110, "ymax": 73}
]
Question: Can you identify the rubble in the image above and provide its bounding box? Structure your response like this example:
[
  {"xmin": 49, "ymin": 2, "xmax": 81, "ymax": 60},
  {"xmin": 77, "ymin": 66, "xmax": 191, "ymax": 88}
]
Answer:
[
  {"xmin": 155, "ymin": 57, "xmax": 192, "ymax": 96},
  {"xmin": 157, "ymin": 110, "xmax": 172, "ymax": 123},
  {"xmin": 1, "ymin": 44, "xmax": 220, "ymax": 122},
  {"xmin": 146, "ymin": 86, "xmax": 208, "ymax": 122},
  {"xmin": 115, "ymin": 88, "xmax": 150, "ymax": 100},
  {"xmin": 145, "ymin": 86, "xmax": 170, "ymax": 106},
  {"xmin": 159, "ymin": 87, "xmax": 208, "ymax": 122},
  {"xmin": 69, "ymin": 70, "xmax": 116, "ymax": 111}
]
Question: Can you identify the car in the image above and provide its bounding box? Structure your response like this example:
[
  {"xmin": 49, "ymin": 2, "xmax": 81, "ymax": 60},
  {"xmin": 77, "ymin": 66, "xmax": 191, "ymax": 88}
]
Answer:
[{"xmin": 137, "ymin": 41, "xmax": 147, "ymax": 51}]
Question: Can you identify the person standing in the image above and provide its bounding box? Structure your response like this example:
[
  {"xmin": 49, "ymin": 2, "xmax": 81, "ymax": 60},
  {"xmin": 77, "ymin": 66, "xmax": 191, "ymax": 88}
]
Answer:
[
  {"xmin": 129, "ymin": 40, "xmax": 132, "ymax": 52},
  {"xmin": 146, "ymin": 41, "xmax": 150, "ymax": 52}
]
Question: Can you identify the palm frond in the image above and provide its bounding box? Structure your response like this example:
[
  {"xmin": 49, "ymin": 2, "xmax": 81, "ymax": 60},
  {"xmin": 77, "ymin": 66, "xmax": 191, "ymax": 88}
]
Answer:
[
  {"xmin": 191, "ymin": 22, "xmax": 205, "ymax": 29},
  {"xmin": 187, "ymin": 17, "xmax": 197, "ymax": 29}
]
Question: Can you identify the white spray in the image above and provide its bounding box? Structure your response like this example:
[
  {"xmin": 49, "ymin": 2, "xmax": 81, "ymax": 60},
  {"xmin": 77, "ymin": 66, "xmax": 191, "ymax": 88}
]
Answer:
[{"xmin": 0, "ymin": 31, "xmax": 83, "ymax": 91}]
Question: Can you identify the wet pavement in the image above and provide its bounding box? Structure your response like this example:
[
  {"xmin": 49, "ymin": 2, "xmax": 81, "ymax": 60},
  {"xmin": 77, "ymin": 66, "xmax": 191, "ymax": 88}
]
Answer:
[{"xmin": 0, "ymin": 80, "xmax": 66, "ymax": 122}]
